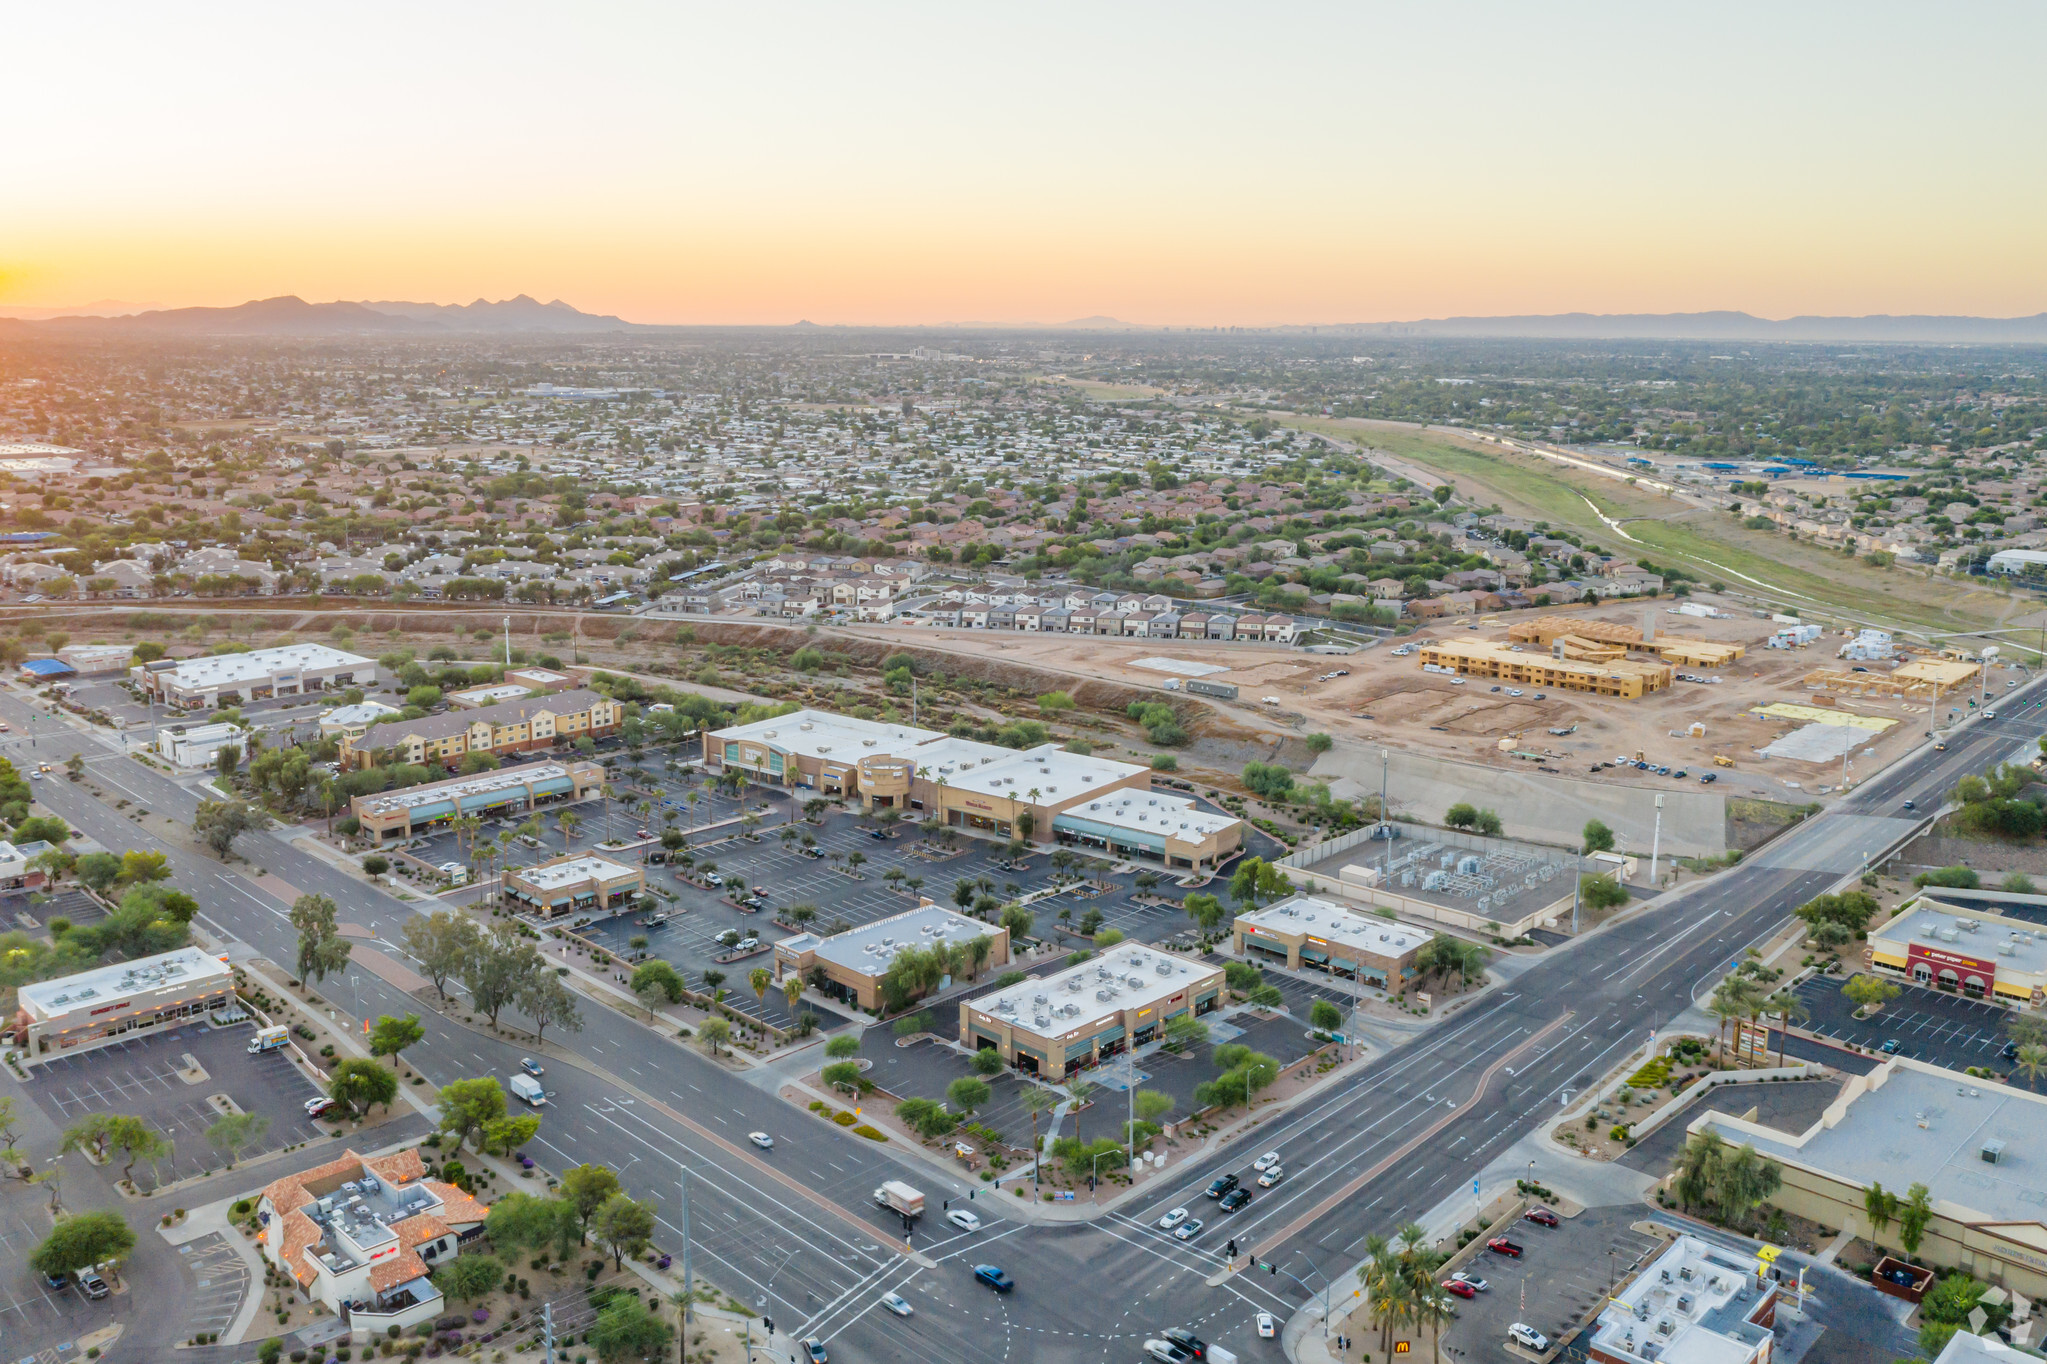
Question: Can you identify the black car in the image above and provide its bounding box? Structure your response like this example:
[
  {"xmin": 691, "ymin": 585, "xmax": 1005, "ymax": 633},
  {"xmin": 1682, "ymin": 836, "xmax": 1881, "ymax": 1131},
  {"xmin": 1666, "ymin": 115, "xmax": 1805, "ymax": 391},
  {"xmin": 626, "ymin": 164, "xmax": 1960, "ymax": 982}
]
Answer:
[
  {"xmin": 1164, "ymin": 1328, "xmax": 1208, "ymax": 1360},
  {"xmin": 1218, "ymin": 1188, "xmax": 1252, "ymax": 1213},
  {"xmin": 1205, "ymin": 1174, "xmax": 1239, "ymax": 1199},
  {"xmin": 2002, "ymin": 1040, "xmax": 2021, "ymax": 1062}
]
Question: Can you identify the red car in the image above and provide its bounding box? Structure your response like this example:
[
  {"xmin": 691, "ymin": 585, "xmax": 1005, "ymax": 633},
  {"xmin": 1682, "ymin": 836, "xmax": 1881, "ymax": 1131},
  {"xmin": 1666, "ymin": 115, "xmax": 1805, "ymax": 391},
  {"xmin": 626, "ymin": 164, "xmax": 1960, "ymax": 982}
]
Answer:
[
  {"xmin": 1524, "ymin": 1208, "xmax": 1559, "ymax": 1228},
  {"xmin": 1441, "ymin": 1279, "xmax": 1477, "ymax": 1299},
  {"xmin": 1487, "ymin": 1237, "xmax": 1524, "ymax": 1258}
]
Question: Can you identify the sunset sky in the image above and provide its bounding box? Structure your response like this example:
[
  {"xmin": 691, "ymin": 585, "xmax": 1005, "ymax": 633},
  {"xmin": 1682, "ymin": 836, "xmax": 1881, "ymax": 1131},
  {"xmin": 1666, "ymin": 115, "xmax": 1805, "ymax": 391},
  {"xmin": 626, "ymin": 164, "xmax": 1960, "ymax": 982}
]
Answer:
[{"xmin": 5, "ymin": 2, "xmax": 2043, "ymax": 326}]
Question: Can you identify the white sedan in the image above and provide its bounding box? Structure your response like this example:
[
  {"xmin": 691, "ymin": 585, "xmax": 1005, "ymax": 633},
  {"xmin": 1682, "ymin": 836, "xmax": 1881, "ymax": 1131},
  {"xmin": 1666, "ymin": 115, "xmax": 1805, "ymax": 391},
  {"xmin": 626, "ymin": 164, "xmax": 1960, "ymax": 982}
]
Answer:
[
  {"xmin": 1155, "ymin": 1207, "xmax": 1189, "ymax": 1231},
  {"xmin": 748, "ymin": 1132, "xmax": 774, "ymax": 1150},
  {"xmin": 1257, "ymin": 1313, "xmax": 1276, "ymax": 1339},
  {"xmin": 1256, "ymin": 1167, "xmax": 1286, "ymax": 1188},
  {"xmin": 879, "ymin": 1292, "xmax": 914, "ymax": 1317},
  {"xmin": 946, "ymin": 1209, "xmax": 982, "ymax": 1232},
  {"xmin": 1253, "ymin": 1151, "xmax": 1281, "ymax": 1171}
]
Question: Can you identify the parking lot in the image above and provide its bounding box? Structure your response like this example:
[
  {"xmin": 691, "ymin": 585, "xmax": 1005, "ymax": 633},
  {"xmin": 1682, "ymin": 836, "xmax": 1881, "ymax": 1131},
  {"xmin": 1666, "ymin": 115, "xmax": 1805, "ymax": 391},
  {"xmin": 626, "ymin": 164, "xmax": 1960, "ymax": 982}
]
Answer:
[
  {"xmin": 174, "ymin": 1232, "xmax": 253, "ymax": 1344},
  {"xmin": 1792, "ymin": 974, "xmax": 2030, "ymax": 1081},
  {"xmin": 26, "ymin": 1022, "xmax": 329, "ymax": 1190},
  {"xmin": 0, "ymin": 1188, "xmax": 112, "ymax": 1357},
  {"xmin": 4, "ymin": 887, "xmax": 105, "ymax": 936},
  {"xmin": 1433, "ymin": 1205, "xmax": 1663, "ymax": 1359}
]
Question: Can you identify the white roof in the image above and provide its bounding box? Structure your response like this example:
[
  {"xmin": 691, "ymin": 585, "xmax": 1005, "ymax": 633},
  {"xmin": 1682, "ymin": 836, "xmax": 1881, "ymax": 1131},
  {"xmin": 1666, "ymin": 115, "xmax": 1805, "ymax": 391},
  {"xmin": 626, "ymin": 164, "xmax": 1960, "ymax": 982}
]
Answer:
[
  {"xmin": 782, "ymin": 902, "xmax": 992, "ymax": 976},
  {"xmin": 920, "ymin": 742, "xmax": 1144, "ymax": 803},
  {"xmin": 321, "ymin": 701, "xmax": 400, "ymax": 725},
  {"xmin": 166, "ymin": 722, "xmax": 244, "ymax": 743},
  {"xmin": 358, "ymin": 761, "xmax": 578, "ymax": 815},
  {"xmin": 711, "ymin": 708, "xmax": 942, "ymax": 763},
  {"xmin": 969, "ymin": 941, "xmax": 1216, "ymax": 1042},
  {"xmin": 452, "ymin": 683, "xmax": 538, "ymax": 703},
  {"xmin": 1590, "ymin": 1234, "xmax": 1771, "ymax": 1364},
  {"xmin": 1236, "ymin": 895, "xmax": 1434, "ymax": 956},
  {"xmin": 1872, "ymin": 905, "xmax": 2047, "ymax": 977},
  {"xmin": 513, "ymin": 854, "xmax": 639, "ymax": 890},
  {"xmin": 1061, "ymin": 788, "xmax": 1237, "ymax": 840},
  {"xmin": 156, "ymin": 644, "xmax": 373, "ymax": 688},
  {"xmin": 19, "ymin": 946, "xmax": 231, "ymax": 1020}
]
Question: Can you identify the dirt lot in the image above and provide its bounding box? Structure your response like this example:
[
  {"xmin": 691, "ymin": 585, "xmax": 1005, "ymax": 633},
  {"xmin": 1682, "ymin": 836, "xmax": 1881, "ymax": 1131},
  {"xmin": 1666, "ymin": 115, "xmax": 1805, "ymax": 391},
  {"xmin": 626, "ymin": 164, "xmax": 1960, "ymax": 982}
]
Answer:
[{"xmin": 854, "ymin": 601, "xmax": 1958, "ymax": 802}]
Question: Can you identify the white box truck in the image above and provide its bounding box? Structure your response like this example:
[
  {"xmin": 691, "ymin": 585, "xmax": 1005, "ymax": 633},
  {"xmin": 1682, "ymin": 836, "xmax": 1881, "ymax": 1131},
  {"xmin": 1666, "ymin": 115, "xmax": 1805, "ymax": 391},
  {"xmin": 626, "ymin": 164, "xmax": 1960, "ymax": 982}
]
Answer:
[
  {"xmin": 873, "ymin": 1181, "xmax": 924, "ymax": 1218},
  {"xmin": 509, "ymin": 1074, "xmax": 547, "ymax": 1106},
  {"xmin": 247, "ymin": 1025, "xmax": 289, "ymax": 1055}
]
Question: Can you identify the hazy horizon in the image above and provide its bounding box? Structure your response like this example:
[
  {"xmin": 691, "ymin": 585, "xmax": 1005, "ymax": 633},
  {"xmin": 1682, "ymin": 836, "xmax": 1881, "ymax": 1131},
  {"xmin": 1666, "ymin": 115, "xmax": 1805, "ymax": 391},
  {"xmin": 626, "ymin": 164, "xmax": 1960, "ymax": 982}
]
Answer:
[{"xmin": 4, "ymin": 2, "xmax": 2043, "ymax": 327}]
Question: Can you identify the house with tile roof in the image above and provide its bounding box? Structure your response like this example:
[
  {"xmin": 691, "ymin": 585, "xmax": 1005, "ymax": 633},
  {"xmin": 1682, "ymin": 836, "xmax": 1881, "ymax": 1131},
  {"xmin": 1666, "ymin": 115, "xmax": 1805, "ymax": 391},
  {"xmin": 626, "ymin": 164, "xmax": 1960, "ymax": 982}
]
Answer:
[{"xmin": 255, "ymin": 1147, "xmax": 487, "ymax": 1342}]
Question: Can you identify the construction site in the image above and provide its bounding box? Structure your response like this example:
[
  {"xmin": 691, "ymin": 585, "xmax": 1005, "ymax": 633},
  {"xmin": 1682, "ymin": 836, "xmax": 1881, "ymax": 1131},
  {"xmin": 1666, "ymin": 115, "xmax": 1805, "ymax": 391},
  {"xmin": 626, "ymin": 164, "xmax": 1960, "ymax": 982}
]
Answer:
[{"xmin": 840, "ymin": 598, "xmax": 2009, "ymax": 808}]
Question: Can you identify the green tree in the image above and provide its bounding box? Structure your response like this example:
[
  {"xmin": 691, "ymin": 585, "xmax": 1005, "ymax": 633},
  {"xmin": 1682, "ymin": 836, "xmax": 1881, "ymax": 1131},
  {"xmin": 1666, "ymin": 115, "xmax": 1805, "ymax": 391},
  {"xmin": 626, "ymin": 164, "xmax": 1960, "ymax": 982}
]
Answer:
[
  {"xmin": 1581, "ymin": 819, "xmax": 1615, "ymax": 854},
  {"xmin": 460, "ymin": 923, "xmax": 543, "ymax": 1029},
  {"xmin": 971, "ymin": 1046, "xmax": 1004, "ymax": 1076},
  {"xmin": 1310, "ymin": 999, "xmax": 1343, "ymax": 1032},
  {"xmin": 1898, "ymin": 1182, "xmax": 1934, "ymax": 1257},
  {"xmin": 821, "ymin": 1062, "xmax": 862, "ymax": 1093},
  {"xmin": 1305, "ymin": 732, "xmax": 1333, "ymax": 753},
  {"xmin": 432, "ymin": 1251, "xmax": 501, "ymax": 1303},
  {"xmin": 368, "ymin": 1013, "xmax": 424, "ymax": 1069},
  {"xmin": 896, "ymin": 1097, "xmax": 958, "ymax": 1139},
  {"xmin": 589, "ymin": 1291, "xmax": 673, "ymax": 1364},
  {"xmin": 946, "ymin": 1076, "xmax": 991, "ymax": 1116},
  {"xmin": 74, "ymin": 852, "xmax": 122, "ymax": 894},
  {"xmin": 437, "ymin": 1077, "xmax": 508, "ymax": 1151},
  {"xmin": 1864, "ymin": 1181, "xmax": 1900, "ymax": 1237},
  {"xmin": 698, "ymin": 1017, "xmax": 732, "ymax": 1056},
  {"xmin": 1183, "ymin": 892, "xmax": 1228, "ymax": 933},
  {"xmin": 631, "ymin": 960, "xmax": 686, "ymax": 1005},
  {"xmin": 590, "ymin": 1192, "xmax": 658, "ymax": 1270},
  {"xmin": 484, "ymin": 1191, "xmax": 573, "ymax": 1260},
  {"xmin": 1164, "ymin": 1013, "xmax": 1210, "ymax": 1053},
  {"xmin": 518, "ymin": 971, "xmax": 583, "ymax": 1046},
  {"xmin": 481, "ymin": 1113, "xmax": 541, "ymax": 1157},
  {"xmin": 30, "ymin": 1211, "xmax": 136, "ymax": 1280},
  {"xmin": 193, "ymin": 798, "xmax": 272, "ymax": 859},
  {"xmin": 559, "ymin": 1164, "xmax": 624, "ymax": 1244},
  {"xmin": 288, "ymin": 893, "xmax": 351, "ymax": 985},
  {"xmin": 206, "ymin": 1111, "xmax": 271, "ymax": 1166},
  {"xmin": 1444, "ymin": 803, "xmax": 1478, "ymax": 829},
  {"xmin": 824, "ymin": 1033, "xmax": 862, "ymax": 1060},
  {"xmin": 400, "ymin": 909, "xmax": 482, "ymax": 999},
  {"xmin": 1844, "ymin": 973, "xmax": 1900, "ymax": 1015},
  {"xmin": 329, "ymin": 1058, "xmax": 399, "ymax": 1119}
]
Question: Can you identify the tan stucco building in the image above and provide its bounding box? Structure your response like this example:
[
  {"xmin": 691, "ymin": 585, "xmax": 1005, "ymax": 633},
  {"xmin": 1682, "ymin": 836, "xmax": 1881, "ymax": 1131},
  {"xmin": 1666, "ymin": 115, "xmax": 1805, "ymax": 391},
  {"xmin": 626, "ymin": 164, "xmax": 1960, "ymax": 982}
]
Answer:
[
  {"xmin": 774, "ymin": 900, "xmax": 1007, "ymax": 1010},
  {"xmin": 344, "ymin": 689, "xmax": 622, "ymax": 769}
]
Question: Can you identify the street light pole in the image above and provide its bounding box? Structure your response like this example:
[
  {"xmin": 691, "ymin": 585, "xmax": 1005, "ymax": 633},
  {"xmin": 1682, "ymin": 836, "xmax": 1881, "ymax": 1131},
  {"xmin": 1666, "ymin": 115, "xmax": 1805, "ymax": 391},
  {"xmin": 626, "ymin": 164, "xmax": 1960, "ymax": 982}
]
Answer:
[
  {"xmin": 679, "ymin": 1166, "xmax": 693, "ymax": 1330},
  {"xmin": 1649, "ymin": 794, "xmax": 1664, "ymax": 886}
]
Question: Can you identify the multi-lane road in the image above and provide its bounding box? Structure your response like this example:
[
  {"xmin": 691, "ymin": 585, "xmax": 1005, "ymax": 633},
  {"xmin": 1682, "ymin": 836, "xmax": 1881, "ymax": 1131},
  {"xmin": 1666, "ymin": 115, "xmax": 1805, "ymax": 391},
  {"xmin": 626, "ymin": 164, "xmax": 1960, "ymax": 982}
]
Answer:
[{"xmin": 9, "ymin": 676, "xmax": 2045, "ymax": 1364}]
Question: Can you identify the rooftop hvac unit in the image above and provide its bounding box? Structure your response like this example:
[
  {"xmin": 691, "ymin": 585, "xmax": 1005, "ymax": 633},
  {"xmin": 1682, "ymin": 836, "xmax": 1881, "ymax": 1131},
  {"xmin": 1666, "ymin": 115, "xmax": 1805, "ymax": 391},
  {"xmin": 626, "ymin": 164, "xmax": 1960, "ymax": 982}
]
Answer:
[
  {"xmin": 1983, "ymin": 1139, "xmax": 2007, "ymax": 1164},
  {"xmin": 1097, "ymin": 989, "xmax": 1112, "ymax": 1002},
  {"xmin": 1677, "ymin": 1294, "xmax": 1693, "ymax": 1315},
  {"xmin": 1157, "ymin": 962, "xmax": 1174, "ymax": 976},
  {"xmin": 1678, "ymin": 1265, "xmax": 1694, "ymax": 1281},
  {"xmin": 1658, "ymin": 1319, "xmax": 1675, "ymax": 1337},
  {"xmin": 1033, "ymin": 993, "xmax": 1047, "ymax": 1005}
]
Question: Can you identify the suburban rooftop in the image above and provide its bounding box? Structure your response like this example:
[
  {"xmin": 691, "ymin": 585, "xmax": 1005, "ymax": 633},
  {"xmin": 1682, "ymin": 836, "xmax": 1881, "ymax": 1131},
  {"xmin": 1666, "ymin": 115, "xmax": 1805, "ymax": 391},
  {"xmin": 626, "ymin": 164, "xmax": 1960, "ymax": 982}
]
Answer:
[
  {"xmin": 781, "ymin": 901, "xmax": 993, "ymax": 973},
  {"xmin": 357, "ymin": 760, "xmax": 582, "ymax": 815},
  {"xmin": 19, "ymin": 946, "xmax": 231, "ymax": 1017},
  {"xmin": 1870, "ymin": 904, "xmax": 2047, "ymax": 976},
  {"xmin": 1237, "ymin": 895, "xmax": 1435, "ymax": 955},
  {"xmin": 712, "ymin": 708, "xmax": 942, "ymax": 762},
  {"xmin": 970, "ymin": 940, "xmax": 1215, "ymax": 1040},
  {"xmin": 147, "ymin": 643, "xmax": 371, "ymax": 686},
  {"xmin": 514, "ymin": 854, "xmax": 639, "ymax": 890}
]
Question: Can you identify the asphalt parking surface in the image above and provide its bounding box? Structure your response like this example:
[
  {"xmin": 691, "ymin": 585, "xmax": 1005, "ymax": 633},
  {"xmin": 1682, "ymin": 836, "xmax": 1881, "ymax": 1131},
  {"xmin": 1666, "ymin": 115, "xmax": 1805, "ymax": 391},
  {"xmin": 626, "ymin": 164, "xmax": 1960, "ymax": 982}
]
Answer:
[
  {"xmin": 174, "ymin": 1232, "xmax": 252, "ymax": 1343},
  {"xmin": 1619, "ymin": 1076, "xmax": 1842, "ymax": 1177},
  {"xmin": 27, "ymin": 1022, "xmax": 329, "ymax": 1189},
  {"xmin": 1791, "ymin": 974, "xmax": 2031, "ymax": 1081},
  {"xmin": 0, "ymin": 1190, "xmax": 108, "ymax": 1357},
  {"xmin": 1434, "ymin": 1205, "xmax": 1663, "ymax": 1360}
]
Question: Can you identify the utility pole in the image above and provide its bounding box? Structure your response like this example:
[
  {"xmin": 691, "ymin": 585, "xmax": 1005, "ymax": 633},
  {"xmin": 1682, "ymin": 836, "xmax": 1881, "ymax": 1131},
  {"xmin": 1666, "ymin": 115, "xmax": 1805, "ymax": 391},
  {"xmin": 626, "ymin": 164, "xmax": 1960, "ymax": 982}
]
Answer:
[
  {"xmin": 680, "ymin": 1166, "xmax": 693, "ymax": 1330},
  {"xmin": 1379, "ymin": 748, "xmax": 1391, "ymax": 883},
  {"xmin": 1649, "ymin": 794, "xmax": 1664, "ymax": 886},
  {"xmin": 543, "ymin": 1301, "xmax": 555, "ymax": 1364},
  {"xmin": 504, "ymin": 614, "xmax": 512, "ymax": 667}
]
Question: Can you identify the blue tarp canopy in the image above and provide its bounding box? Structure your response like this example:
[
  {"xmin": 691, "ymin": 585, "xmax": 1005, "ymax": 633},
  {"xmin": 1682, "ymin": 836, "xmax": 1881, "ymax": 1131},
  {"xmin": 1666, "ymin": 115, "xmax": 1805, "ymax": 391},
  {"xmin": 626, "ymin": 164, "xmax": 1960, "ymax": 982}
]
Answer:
[{"xmin": 20, "ymin": 659, "xmax": 74, "ymax": 677}]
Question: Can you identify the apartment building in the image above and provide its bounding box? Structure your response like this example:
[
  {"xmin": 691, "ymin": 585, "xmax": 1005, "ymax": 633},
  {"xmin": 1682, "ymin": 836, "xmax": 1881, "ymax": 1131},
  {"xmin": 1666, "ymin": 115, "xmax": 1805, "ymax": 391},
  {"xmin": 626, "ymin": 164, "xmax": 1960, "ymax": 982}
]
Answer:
[{"xmin": 343, "ymin": 689, "xmax": 622, "ymax": 769}]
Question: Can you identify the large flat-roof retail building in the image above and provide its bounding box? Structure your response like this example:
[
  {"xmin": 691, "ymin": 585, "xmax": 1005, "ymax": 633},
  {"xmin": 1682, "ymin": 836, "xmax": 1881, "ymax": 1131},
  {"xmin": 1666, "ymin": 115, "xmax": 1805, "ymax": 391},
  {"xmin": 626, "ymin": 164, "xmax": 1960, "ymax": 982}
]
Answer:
[
  {"xmin": 959, "ymin": 941, "xmax": 1222, "ymax": 1079},
  {"xmin": 502, "ymin": 853, "xmax": 644, "ymax": 919},
  {"xmin": 1865, "ymin": 901, "xmax": 2047, "ymax": 1009},
  {"xmin": 1692, "ymin": 1056, "xmax": 2047, "ymax": 1300},
  {"xmin": 775, "ymin": 900, "xmax": 1010, "ymax": 1010},
  {"xmin": 706, "ymin": 708, "xmax": 1243, "ymax": 869},
  {"xmin": 351, "ymin": 761, "xmax": 605, "ymax": 844},
  {"xmin": 134, "ymin": 644, "xmax": 376, "ymax": 709},
  {"xmin": 1232, "ymin": 896, "xmax": 1430, "ymax": 991},
  {"xmin": 10, "ymin": 946, "xmax": 234, "ymax": 1067}
]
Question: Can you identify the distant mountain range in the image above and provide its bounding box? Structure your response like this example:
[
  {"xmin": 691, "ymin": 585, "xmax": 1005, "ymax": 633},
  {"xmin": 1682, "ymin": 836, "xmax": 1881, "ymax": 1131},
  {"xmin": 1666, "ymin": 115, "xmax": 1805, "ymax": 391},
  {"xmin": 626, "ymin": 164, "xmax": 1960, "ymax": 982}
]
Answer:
[
  {"xmin": 1337, "ymin": 310, "xmax": 2047, "ymax": 344},
  {"xmin": 1, "ymin": 294, "xmax": 635, "ymax": 336}
]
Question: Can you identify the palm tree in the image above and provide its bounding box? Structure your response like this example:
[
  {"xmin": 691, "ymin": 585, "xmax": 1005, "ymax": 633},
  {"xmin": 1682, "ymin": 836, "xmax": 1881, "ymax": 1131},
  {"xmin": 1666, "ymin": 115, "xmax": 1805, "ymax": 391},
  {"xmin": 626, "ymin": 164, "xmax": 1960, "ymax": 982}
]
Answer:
[
  {"xmin": 1671, "ymin": 1128, "xmax": 1727, "ymax": 1212},
  {"xmin": 1766, "ymin": 989, "xmax": 1810, "ymax": 1067},
  {"xmin": 1864, "ymin": 1181, "xmax": 1899, "ymax": 1238},
  {"xmin": 1706, "ymin": 979, "xmax": 1752, "ymax": 1065},
  {"xmin": 557, "ymin": 809, "xmax": 581, "ymax": 846},
  {"xmin": 2013, "ymin": 1043, "xmax": 2047, "ymax": 1091},
  {"xmin": 782, "ymin": 975, "xmax": 804, "ymax": 1015},
  {"xmin": 1064, "ymin": 1078, "xmax": 1097, "ymax": 1146},
  {"xmin": 600, "ymin": 782, "xmax": 618, "ymax": 841},
  {"xmin": 1019, "ymin": 1086, "xmax": 1060, "ymax": 1191}
]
